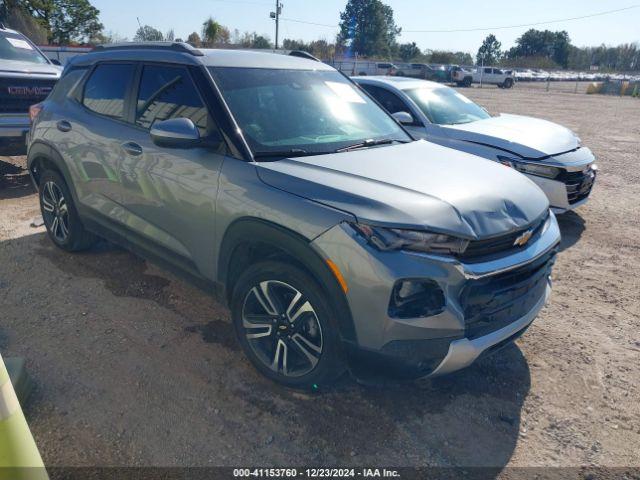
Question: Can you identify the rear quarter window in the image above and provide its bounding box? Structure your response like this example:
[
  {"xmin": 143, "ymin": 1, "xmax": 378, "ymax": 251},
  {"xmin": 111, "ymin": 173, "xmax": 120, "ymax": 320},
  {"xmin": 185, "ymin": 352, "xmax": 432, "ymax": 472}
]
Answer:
[{"xmin": 49, "ymin": 67, "xmax": 87, "ymax": 103}]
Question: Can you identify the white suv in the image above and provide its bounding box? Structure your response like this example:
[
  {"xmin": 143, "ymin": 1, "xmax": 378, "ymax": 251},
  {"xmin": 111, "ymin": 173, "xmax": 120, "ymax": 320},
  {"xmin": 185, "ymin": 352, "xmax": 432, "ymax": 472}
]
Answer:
[{"xmin": 0, "ymin": 24, "xmax": 62, "ymax": 148}]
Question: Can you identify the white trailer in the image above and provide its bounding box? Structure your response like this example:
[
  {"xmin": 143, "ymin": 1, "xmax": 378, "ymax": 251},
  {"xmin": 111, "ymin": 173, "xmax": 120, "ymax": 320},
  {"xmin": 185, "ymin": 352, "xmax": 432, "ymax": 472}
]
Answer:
[{"xmin": 327, "ymin": 59, "xmax": 398, "ymax": 76}]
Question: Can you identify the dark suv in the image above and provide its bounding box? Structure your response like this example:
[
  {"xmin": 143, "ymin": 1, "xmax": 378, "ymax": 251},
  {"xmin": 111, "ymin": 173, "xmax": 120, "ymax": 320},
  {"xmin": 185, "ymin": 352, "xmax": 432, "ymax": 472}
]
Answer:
[{"xmin": 27, "ymin": 43, "xmax": 560, "ymax": 387}]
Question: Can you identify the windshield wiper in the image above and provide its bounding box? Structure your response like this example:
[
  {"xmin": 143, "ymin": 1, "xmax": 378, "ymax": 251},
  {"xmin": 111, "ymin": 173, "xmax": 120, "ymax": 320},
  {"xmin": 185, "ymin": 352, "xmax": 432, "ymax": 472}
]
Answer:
[
  {"xmin": 253, "ymin": 149, "xmax": 318, "ymax": 160},
  {"xmin": 335, "ymin": 138, "xmax": 408, "ymax": 153}
]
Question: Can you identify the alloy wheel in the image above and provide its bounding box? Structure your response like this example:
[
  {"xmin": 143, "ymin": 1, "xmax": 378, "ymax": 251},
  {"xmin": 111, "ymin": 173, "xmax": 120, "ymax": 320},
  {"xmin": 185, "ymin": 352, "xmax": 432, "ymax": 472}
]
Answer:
[
  {"xmin": 241, "ymin": 280, "xmax": 323, "ymax": 378},
  {"xmin": 42, "ymin": 181, "xmax": 70, "ymax": 243}
]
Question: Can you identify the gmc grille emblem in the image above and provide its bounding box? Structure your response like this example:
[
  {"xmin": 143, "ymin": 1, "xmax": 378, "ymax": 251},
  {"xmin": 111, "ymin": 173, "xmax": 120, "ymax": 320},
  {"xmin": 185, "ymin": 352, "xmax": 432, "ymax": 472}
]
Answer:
[{"xmin": 7, "ymin": 86, "xmax": 52, "ymax": 96}]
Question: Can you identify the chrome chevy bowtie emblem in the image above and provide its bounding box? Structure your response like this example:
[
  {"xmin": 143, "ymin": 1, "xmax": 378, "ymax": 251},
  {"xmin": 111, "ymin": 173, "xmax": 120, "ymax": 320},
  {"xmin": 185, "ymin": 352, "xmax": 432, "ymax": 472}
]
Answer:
[{"xmin": 513, "ymin": 229, "xmax": 534, "ymax": 247}]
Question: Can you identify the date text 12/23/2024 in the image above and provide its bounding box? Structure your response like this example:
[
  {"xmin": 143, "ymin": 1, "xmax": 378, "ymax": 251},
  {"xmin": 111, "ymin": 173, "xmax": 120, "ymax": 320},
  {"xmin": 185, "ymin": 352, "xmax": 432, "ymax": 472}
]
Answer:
[{"xmin": 233, "ymin": 469, "xmax": 401, "ymax": 478}]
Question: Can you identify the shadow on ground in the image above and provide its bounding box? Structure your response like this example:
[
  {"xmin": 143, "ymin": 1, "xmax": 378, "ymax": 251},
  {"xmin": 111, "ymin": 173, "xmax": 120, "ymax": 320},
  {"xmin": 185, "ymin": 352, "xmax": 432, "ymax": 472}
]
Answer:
[
  {"xmin": 556, "ymin": 211, "xmax": 586, "ymax": 252},
  {"xmin": 7, "ymin": 232, "xmax": 530, "ymax": 469},
  {"xmin": 0, "ymin": 157, "xmax": 35, "ymax": 200}
]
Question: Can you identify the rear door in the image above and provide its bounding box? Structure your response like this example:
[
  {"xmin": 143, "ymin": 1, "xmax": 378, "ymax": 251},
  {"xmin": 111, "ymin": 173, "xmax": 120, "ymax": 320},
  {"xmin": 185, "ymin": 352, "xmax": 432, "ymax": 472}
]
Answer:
[
  {"xmin": 116, "ymin": 63, "xmax": 226, "ymax": 271},
  {"xmin": 57, "ymin": 62, "xmax": 136, "ymax": 226}
]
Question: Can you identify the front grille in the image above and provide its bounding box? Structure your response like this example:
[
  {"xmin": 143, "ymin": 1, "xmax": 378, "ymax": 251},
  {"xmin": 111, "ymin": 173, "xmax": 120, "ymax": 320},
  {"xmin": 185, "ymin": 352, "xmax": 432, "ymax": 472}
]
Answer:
[
  {"xmin": 0, "ymin": 78, "xmax": 56, "ymax": 113},
  {"xmin": 458, "ymin": 214, "xmax": 548, "ymax": 262},
  {"xmin": 558, "ymin": 168, "xmax": 596, "ymax": 205},
  {"xmin": 460, "ymin": 249, "xmax": 556, "ymax": 340}
]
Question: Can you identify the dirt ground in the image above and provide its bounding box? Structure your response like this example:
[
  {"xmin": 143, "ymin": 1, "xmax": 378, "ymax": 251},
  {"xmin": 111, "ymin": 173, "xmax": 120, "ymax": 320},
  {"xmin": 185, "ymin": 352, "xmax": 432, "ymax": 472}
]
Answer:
[{"xmin": 0, "ymin": 87, "xmax": 639, "ymax": 471}]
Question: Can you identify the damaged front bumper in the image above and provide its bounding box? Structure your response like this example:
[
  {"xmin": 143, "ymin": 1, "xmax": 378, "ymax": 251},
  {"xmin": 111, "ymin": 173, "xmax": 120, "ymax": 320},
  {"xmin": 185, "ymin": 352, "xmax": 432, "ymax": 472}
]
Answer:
[{"xmin": 311, "ymin": 212, "xmax": 560, "ymax": 378}]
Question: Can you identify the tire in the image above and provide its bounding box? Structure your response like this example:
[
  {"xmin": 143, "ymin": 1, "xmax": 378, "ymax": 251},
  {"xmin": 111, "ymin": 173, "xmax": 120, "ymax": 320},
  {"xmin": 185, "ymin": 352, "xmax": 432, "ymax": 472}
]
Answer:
[
  {"xmin": 358, "ymin": 72, "xmax": 367, "ymax": 76},
  {"xmin": 38, "ymin": 169, "xmax": 97, "ymax": 251},
  {"xmin": 231, "ymin": 261, "xmax": 346, "ymax": 388},
  {"xmin": 462, "ymin": 77, "xmax": 472, "ymax": 87},
  {"xmin": 504, "ymin": 78, "xmax": 514, "ymax": 89}
]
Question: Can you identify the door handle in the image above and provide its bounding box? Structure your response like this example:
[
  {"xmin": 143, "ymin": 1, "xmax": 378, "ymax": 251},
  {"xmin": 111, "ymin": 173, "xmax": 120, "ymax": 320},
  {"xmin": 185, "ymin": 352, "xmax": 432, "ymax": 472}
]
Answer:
[
  {"xmin": 56, "ymin": 120, "xmax": 72, "ymax": 132},
  {"xmin": 121, "ymin": 141, "xmax": 143, "ymax": 156}
]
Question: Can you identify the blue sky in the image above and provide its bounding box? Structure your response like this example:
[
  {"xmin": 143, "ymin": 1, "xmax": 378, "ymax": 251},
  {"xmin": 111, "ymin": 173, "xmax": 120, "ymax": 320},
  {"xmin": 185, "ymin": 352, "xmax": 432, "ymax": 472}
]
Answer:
[{"xmin": 92, "ymin": 0, "xmax": 640, "ymax": 53}]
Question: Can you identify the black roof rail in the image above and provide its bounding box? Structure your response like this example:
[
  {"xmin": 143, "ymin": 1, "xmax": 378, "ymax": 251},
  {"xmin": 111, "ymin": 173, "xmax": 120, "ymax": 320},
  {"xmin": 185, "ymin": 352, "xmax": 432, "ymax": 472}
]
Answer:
[
  {"xmin": 289, "ymin": 50, "xmax": 321, "ymax": 62},
  {"xmin": 94, "ymin": 42, "xmax": 204, "ymax": 57}
]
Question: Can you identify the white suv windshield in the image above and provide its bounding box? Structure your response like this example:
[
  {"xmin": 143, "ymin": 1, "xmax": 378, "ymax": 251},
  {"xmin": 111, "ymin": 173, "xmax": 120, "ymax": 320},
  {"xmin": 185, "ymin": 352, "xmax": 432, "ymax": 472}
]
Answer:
[
  {"xmin": 209, "ymin": 67, "xmax": 410, "ymax": 155},
  {"xmin": 0, "ymin": 31, "xmax": 49, "ymax": 64},
  {"xmin": 405, "ymin": 87, "xmax": 491, "ymax": 125}
]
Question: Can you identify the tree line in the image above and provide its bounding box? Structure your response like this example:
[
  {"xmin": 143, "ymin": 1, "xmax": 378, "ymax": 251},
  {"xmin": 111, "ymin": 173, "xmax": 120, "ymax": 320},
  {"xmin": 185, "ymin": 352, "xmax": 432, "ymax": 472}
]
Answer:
[
  {"xmin": 1, "ymin": 0, "xmax": 638, "ymax": 72},
  {"xmin": 475, "ymin": 30, "xmax": 640, "ymax": 72}
]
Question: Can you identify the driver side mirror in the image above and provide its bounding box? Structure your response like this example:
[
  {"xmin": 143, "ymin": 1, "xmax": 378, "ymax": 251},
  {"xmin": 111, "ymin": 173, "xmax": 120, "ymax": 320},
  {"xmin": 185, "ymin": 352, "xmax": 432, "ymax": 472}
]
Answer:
[
  {"xmin": 150, "ymin": 118, "xmax": 201, "ymax": 148},
  {"xmin": 392, "ymin": 111, "xmax": 414, "ymax": 125}
]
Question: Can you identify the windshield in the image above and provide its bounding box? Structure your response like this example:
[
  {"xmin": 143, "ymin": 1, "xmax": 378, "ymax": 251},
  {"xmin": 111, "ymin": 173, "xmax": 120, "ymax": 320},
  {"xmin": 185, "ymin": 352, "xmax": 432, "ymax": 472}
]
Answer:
[
  {"xmin": 209, "ymin": 67, "xmax": 410, "ymax": 156},
  {"xmin": 0, "ymin": 31, "xmax": 49, "ymax": 64},
  {"xmin": 405, "ymin": 87, "xmax": 491, "ymax": 125}
]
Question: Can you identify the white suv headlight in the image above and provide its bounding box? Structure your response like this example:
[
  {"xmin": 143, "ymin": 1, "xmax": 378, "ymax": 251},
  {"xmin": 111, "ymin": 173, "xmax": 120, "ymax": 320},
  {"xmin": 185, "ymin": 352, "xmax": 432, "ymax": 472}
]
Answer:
[
  {"xmin": 351, "ymin": 223, "xmax": 469, "ymax": 255},
  {"xmin": 498, "ymin": 156, "xmax": 560, "ymax": 179}
]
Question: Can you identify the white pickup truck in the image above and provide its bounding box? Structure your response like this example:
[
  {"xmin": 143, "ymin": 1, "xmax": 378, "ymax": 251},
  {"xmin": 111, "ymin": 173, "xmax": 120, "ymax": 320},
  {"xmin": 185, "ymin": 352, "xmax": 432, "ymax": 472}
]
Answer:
[{"xmin": 452, "ymin": 66, "xmax": 515, "ymax": 88}]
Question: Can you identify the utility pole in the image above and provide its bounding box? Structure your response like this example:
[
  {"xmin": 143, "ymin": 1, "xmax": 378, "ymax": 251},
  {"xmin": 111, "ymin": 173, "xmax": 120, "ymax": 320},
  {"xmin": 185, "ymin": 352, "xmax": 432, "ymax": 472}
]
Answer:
[
  {"xmin": 136, "ymin": 17, "xmax": 144, "ymax": 41},
  {"xmin": 270, "ymin": 1, "xmax": 283, "ymax": 49}
]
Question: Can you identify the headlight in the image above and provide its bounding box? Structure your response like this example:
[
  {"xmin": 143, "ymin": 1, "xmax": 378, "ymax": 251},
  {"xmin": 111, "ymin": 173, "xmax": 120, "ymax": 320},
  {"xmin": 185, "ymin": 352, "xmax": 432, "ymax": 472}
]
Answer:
[
  {"xmin": 350, "ymin": 223, "xmax": 469, "ymax": 255},
  {"xmin": 498, "ymin": 156, "xmax": 560, "ymax": 179}
]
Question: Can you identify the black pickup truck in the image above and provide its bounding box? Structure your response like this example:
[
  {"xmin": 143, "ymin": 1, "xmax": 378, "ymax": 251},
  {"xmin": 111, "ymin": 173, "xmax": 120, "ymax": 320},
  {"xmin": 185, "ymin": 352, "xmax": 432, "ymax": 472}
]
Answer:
[{"xmin": 1, "ymin": 23, "xmax": 61, "ymax": 152}]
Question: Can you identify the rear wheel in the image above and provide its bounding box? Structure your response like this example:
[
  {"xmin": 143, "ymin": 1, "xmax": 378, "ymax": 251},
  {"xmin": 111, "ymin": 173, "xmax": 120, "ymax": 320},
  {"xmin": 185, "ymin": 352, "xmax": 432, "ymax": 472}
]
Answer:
[
  {"xmin": 462, "ymin": 76, "xmax": 472, "ymax": 87},
  {"xmin": 39, "ymin": 170, "xmax": 96, "ymax": 251},
  {"xmin": 231, "ymin": 261, "xmax": 346, "ymax": 388}
]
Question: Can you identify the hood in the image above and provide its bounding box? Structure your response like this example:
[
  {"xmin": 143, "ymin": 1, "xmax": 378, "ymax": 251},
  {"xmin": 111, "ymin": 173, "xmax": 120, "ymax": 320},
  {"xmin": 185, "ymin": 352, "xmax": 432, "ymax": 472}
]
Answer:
[
  {"xmin": 0, "ymin": 60, "xmax": 62, "ymax": 79},
  {"xmin": 443, "ymin": 113, "xmax": 579, "ymax": 159},
  {"xmin": 256, "ymin": 140, "xmax": 549, "ymax": 240}
]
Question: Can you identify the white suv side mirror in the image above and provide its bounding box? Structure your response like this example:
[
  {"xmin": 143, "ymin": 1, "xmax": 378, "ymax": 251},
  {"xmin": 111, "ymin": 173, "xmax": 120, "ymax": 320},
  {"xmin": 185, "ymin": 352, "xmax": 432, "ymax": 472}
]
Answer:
[{"xmin": 392, "ymin": 111, "xmax": 414, "ymax": 125}]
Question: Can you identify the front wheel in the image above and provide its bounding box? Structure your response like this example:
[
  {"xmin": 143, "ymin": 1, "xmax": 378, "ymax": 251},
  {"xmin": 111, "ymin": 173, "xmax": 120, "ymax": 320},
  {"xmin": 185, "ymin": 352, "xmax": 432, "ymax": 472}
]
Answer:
[
  {"xmin": 503, "ymin": 78, "xmax": 514, "ymax": 89},
  {"xmin": 231, "ymin": 261, "xmax": 346, "ymax": 388},
  {"xmin": 462, "ymin": 77, "xmax": 472, "ymax": 87}
]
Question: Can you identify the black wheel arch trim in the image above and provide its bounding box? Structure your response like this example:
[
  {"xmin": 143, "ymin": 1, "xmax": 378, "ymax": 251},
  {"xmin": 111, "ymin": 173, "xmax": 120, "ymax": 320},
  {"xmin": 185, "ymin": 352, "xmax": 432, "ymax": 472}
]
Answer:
[
  {"xmin": 218, "ymin": 217, "xmax": 357, "ymax": 344},
  {"xmin": 27, "ymin": 140, "xmax": 80, "ymax": 203}
]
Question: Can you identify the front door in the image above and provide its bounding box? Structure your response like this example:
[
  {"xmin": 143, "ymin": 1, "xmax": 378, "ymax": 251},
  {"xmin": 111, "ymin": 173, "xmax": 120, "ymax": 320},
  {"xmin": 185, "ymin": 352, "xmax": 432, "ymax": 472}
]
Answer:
[{"xmin": 117, "ymin": 63, "xmax": 226, "ymax": 273}]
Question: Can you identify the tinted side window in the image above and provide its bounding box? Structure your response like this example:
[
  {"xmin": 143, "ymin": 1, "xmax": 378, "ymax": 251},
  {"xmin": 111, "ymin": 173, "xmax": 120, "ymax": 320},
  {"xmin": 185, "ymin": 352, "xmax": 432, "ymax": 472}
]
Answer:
[
  {"xmin": 49, "ymin": 67, "xmax": 87, "ymax": 102},
  {"xmin": 136, "ymin": 65, "xmax": 210, "ymax": 136},
  {"xmin": 83, "ymin": 63, "xmax": 134, "ymax": 120},
  {"xmin": 361, "ymin": 84, "xmax": 410, "ymax": 115}
]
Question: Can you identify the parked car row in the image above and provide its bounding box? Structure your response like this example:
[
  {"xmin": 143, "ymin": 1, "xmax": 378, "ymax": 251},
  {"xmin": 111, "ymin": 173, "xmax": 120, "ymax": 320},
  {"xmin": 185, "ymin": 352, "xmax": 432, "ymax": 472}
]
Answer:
[
  {"xmin": 16, "ymin": 41, "xmax": 596, "ymax": 388},
  {"xmin": 513, "ymin": 68, "xmax": 640, "ymax": 82}
]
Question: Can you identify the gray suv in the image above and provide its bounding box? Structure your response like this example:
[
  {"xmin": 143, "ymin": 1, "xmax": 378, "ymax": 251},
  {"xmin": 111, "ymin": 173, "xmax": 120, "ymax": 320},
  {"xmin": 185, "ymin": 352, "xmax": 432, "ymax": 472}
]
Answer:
[{"xmin": 27, "ymin": 43, "xmax": 561, "ymax": 387}]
